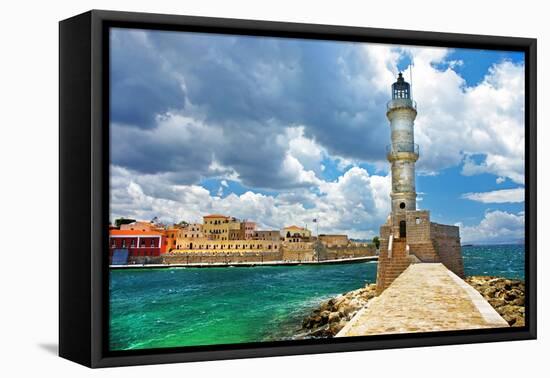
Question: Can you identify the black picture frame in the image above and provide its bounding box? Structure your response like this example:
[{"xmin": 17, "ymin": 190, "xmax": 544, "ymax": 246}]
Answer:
[{"xmin": 59, "ymin": 9, "xmax": 537, "ymax": 368}]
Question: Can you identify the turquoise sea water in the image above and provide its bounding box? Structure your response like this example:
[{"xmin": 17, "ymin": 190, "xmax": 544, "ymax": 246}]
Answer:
[
  {"xmin": 109, "ymin": 244, "xmax": 524, "ymax": 350},
  {"xmin": 462, "ymin": 244, "xmax": 524, "ymax": 279}
]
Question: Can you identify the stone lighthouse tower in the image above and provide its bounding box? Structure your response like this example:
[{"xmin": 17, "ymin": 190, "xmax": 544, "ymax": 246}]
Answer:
[
  {"xmin": 387, "ymin": 72, "xmax": 419, "ymax": 214},
  {"xmin": 375, "ymin": 72, "xmax": 464, "ymax": 295}
]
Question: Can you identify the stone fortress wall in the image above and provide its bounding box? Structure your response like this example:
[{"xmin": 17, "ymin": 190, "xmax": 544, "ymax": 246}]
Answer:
[
  {"xmin": 376, "ymin": 210, "xmax": 464, "ymax": 294},
  {"xmin": 430, "ymin": 222, "xmax": 464, "ymax": 277},
  {"xmin": 316, "ymin": 241, "xmax": 377, "ymax": 261}
]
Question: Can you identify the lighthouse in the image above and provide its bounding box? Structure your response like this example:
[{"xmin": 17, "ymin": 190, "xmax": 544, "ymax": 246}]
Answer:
[
  {"xmin": 386, "ymin": 72, "xmax": 418, "ymax": 214},
  {"xmin": 375, "ymin": 72, "xmax": 464, "ymax": 294}
]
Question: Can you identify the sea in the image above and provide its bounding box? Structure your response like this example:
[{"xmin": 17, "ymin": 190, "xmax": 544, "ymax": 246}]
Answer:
[{"xmin": 109, "ymin": 243, "xmax": 525, "ymax": 351}]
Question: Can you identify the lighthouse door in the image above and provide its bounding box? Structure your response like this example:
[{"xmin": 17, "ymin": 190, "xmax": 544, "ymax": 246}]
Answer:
[{"xmin": 399, "ymin": 220, "xmax": 407, "ymax": 238}]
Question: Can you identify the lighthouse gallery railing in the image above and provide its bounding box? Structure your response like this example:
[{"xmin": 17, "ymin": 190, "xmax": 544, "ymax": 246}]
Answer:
[
  {"xmin": 386, "ymin": 98, "xmax": 417, "ymax": 111},
  {"xmin": 386, "ymin": 143, "xmax": 419, "ymax": 156}
]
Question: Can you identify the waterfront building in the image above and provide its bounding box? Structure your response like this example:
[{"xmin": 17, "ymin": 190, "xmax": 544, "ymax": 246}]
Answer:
[
  {"xmin": 109, "ymin": 229, "xmax": 166, "ymax": 258},
  {"xmin": 253, "ymin": 230, "xmax": 281, "ymax": 241},
  {"xmin": 119, "ymin": 220, "xmax": 160, "ymax": 232},
  {"xmin": 319, "ymin": 234, "xmax": 349, "ymax": 248},
  {"xmin": 172, "ymin": 237, "xmax": 280, "ymax": 253},
  {"xmin": 174, "ymin": 216, "xmax": 279, "ymax": 253},
  {"xmin": 179, "ymin": 223, "xmax": 203, "ymax": 239},
  {"xmin": 202, "ymin": 214, "xmax": 241, "ymax": 240},
  {"xmin": 376, "ymin": 73, "xmax": 464, "ymax": 294},
  {"xmin": 228, "ymin": 228, "xmax": 244, "ymax": 240},
  {"xmin": 163, "ymin": 227, "xmax": 182, "ymax": 253},
  {"xmin": 241, "ymin": 221, "xmax": 256, "ymax": 240},
  {"xmin": 283, "ymin": 225, "xmax": 312, "ymax": 242}
]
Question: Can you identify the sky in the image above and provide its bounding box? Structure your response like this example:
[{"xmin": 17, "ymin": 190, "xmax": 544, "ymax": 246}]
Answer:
[{"xmin": 109, "ymin": 28, "xmax": 525, "ymax": 244}]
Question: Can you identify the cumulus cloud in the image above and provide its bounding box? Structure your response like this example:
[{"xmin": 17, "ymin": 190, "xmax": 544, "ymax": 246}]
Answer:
[
  {"xmin": 458, "ymin": 210, "xmax": 524, "ymax": 244},
  {"xmin": 110, "ymin": 31, "xmax": 403, "ymax": 190},
  {"xmin": 109, "ymin": 29, "xmax": 525, "ymax": 239},
  {"xmin": 403, "ymin": 48, "xmax": 525, "ymax": 184},
  {"xmin": 110, "ymin": 30, "xmax": 525, "ymax": 189},
  {"xmin": 462, "ymin": 187, "xmax": 524, "ymax": 203},
  {"xmin": 110, "ymin": 164, "xmax": 390, "ymax": 239}
]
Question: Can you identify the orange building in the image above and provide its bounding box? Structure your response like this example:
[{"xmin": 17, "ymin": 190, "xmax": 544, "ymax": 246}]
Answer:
[
  {"xmin": 163, "ymin": 228, "xmax": 181, "ymax": 253},
  {"xmin": 109, "ymin": 229, "xmax": 167, "ymax": 258}
]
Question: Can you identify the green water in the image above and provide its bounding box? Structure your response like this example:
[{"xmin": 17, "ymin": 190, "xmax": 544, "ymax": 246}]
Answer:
[
  {"xmin": 110, "ymin": 244, "xmax": 525, "ymax": 350},
  {"xmin": 110, "ymin": 262, "xmax": 378, "ymax": 350}
]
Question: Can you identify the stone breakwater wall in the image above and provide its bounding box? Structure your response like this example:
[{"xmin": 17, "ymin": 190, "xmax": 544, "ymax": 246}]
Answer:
[
  {"xmin": 281, "ymin": 244, "xmax": 375, "ymax": 262},
  {"xmin": 126, "ymin": 256, "xmax": 164, "ymax": 265},
  {"xmin": 298, "ymin": 275, "xmax": 525, "ymax": 338},
  {"xmin": 465, "ymin": 276, "xmax": 525, "ymax": 327},
  {"xmin": 162, "ymin": 251, "xmax": 283, "ymax": 264},
  {"xmin": 323, "ymin": 245, "xmax": 377, "ymax": 260},
  {"xmin": 281, "ymin": 249, "xmax": 315, "ymax": 262}
]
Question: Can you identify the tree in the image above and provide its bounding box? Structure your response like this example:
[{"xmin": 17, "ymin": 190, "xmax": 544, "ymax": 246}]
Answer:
[
  {"xmin": 372, "ymin": 236, "xmax": 380, "ymax": 249},
  {"xmin": 114, "ymin": 218, "xmax": 136, "ymax": 228}
]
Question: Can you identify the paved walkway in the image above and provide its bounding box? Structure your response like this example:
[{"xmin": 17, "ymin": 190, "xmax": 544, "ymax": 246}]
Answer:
[{"xmin": 337, "ymin": 263, "xmax": 508, "ymax": 337}]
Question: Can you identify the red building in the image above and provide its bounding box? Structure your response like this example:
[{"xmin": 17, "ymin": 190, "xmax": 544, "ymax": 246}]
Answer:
[{"xmin": 109, "ymin": 229, "xmax": 167, "ymax": 258}]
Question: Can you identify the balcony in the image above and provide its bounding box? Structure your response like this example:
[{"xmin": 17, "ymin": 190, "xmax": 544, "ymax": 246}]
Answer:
[
  {"xmin": 387, "ymin": 98, "xmax": 417, "ymax": 111},
  {"xmin": 386, "ymin": 143, "xmax": 419, "ymax": 158}
]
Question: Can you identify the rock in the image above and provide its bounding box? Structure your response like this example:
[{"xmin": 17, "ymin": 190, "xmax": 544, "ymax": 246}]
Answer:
[
  {"xmin": 328, "ymin": 319, "xmax": 346, "ymax": 335},
  {"xmin": 328, "ymin": 311, "xmax": 341, "ymax": 323},
  {"xmin": 296, "ymin": 283, "xmax": 377, "ymax": 338},
  {"xmin": 465, "ymin": 276, "xmax": 525, "ymax": 327},
  {"xmin": 333, "ymin": 296, "xmax": 345, "ymax": 309}
]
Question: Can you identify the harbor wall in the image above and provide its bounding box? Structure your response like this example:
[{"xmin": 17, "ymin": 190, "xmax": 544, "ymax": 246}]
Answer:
[{"xmin": 162, "ymin": 251, "xmax": 283, "ymax": 264}]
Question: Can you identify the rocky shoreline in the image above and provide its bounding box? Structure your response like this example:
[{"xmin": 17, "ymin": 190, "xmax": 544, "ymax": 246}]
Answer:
[
  {"xmin": 298, "ymin": 275, "xmax": 525, "ymax": 338},
  {"xmin": 297, "ymin": 284, "xmax": 377, "ymax": 338},
  {"xmin": 465, "ymin": 276, "xmax": 525, "ymax": 327}
]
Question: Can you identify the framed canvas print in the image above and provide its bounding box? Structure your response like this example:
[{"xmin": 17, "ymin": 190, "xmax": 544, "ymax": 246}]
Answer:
[{"xmin": 59, "ymin": 10, "xmax": 537, "ymax": 368}]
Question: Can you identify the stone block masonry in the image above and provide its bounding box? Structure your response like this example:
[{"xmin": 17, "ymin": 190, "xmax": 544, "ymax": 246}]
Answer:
[
  {"xmin": 338, "ymin": 264, "xmax": 508, "ymax": 337},
  {"xmin": 163, "ymin": 251, "xmax": 283, "ymax": 264},
  {"xmin": 376, "ymin": 237, "xmax": 417, "ymax": 294},
  {"xmin": 431, "ymin": 223, "xmax": 464, "ymax": 277},
  {"xmin": 376, "ymin": 209, "xmax": 464, "ymax": 293}
]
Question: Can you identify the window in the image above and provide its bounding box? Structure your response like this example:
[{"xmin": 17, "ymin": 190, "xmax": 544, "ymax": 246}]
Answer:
[{"xmin": 416, "ymin": 217, "xmax": 422, "ymax": 225}]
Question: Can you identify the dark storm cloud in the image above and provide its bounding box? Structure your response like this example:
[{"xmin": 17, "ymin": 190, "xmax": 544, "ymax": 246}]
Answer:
[
  {"xmin": 110, "ymin": 29, "xmax": 392, "ymax": 189},
  {"xmin": 110, "ymin": 29, "xmax": 187, "ymax": 129}
]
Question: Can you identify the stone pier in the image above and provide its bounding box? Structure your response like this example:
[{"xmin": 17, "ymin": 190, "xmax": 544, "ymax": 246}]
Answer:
[{"xmin": 337, "ymin": 263, "xmax": 508, "ymax": 337}]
